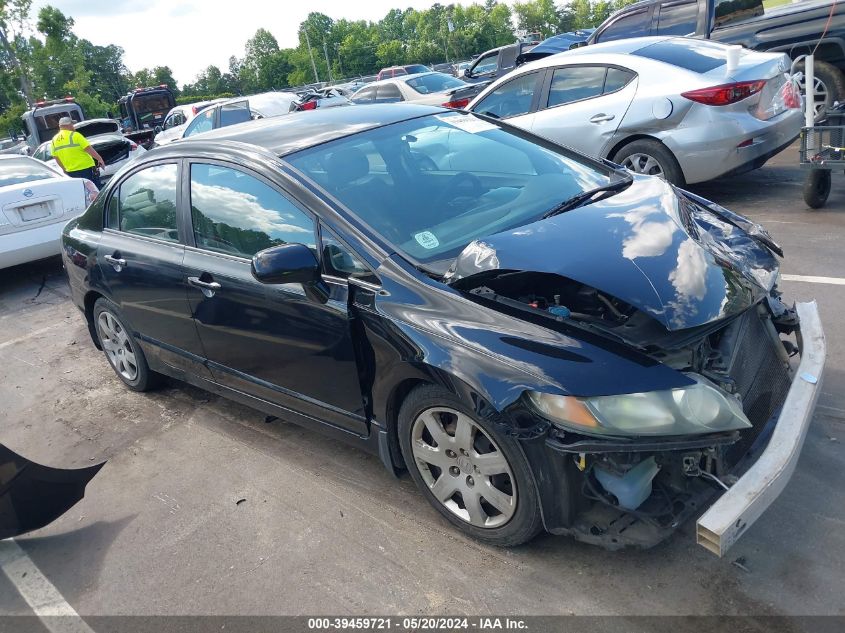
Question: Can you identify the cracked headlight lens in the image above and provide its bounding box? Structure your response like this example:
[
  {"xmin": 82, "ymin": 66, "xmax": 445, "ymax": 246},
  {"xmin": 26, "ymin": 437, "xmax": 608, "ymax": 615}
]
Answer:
[{"xmin": 527, "ymin": 375, "xmax": 751, "ymax": 437}]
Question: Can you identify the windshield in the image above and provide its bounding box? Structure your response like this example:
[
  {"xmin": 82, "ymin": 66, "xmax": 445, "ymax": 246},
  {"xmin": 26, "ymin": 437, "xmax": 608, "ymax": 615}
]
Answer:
[
  {"xmin": 406, "ymin": 73, "xmax": 467, "ymax": 95},
  {"xmin": 133, "ymin": 93, "xmax": 173, "ymax": 122},
  {"xmin": 287, "ymin": 112, "xmax": 610, "ymax": 267},
  {"xmin": 0, "ymin": 158, "xmax": 59, "ymax": 188}
]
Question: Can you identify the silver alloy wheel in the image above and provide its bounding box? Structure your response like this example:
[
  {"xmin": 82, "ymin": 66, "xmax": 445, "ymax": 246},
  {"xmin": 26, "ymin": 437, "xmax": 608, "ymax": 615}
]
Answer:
[
  {"xmin": 621, "ymin": 153, "xmax": 664, "ymax": 177},
  {"xmin": 796, "ymin": 74, "xmax": 829, "ymax": 119},
  {"xmin": 411, "ymin": 406, "xmax": 516, "ymax": 528},
  {"xmin": 97, "ymin": 310, "xmax": 138, "ymax": 382}
]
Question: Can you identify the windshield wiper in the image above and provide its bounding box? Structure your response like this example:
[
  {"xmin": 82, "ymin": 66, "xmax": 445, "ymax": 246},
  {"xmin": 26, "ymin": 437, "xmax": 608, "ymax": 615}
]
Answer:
[{"xmin": 542, "ymin": 176, "xmax": 633, "ymax": 219}]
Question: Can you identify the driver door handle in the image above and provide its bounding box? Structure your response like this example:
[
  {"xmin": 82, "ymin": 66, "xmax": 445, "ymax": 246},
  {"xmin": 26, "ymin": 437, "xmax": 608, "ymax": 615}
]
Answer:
[
  {"xmin": 589, "ymin": 113, "xmax": 615, "ymax": 123},
  {"xmin": 104, "ymin": 254, "xmax": 126, "ymax": 271},
  {"xmin": 188, "ymin": 276, "xmax": 222, "ymax": 297}
]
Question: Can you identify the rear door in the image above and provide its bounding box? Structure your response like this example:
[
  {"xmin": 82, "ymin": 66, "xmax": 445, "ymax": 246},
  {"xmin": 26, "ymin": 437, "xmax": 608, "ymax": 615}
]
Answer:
[
  {"xmin": 529, "ymin": 65, "xmax": 638, "ymax": 157},
  {"xmin": 182, "ymin": 160, "xmax": 367, "ymax": 434},
  {"xmin": 97, "ymin": 161, "xmax": 207, "ymax": 375}
]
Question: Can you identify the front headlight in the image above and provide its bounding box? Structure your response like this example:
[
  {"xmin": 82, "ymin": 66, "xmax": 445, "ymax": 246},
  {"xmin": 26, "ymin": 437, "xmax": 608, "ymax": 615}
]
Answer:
[{"xmin": 527, "ymin": 375, "xmax": 751, "ymax": 437}]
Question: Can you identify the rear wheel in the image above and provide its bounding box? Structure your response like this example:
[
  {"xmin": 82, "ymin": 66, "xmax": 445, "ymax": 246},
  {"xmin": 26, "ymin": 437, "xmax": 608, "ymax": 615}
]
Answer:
[
  {"xmin": 93, "ymin": 298, "xmax": 160, "ymax": 392},
  {"xmin": 612, "ymin": 139, "xmax": 685, "ymax": 186},
  {"xmin": 398, "ymin": 385, "xmax": 543, "ymax": 546},
  {"xmin": 796, "ymin": 60, "xmax": 845, "ymax": 122},
  {"xmin": 803, "ymin": 169, "xmax": 831, "ymax": 209}
]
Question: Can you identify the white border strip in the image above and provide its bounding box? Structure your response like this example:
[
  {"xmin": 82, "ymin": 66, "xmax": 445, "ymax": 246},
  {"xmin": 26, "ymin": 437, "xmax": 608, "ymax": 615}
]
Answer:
[
  {"xmin": 781, "ymin": 274, "xmax": 845, "ymax": 286},
  {"xmin": 0, "ymin": 539, "xmax": 95, "ymax": 632}
]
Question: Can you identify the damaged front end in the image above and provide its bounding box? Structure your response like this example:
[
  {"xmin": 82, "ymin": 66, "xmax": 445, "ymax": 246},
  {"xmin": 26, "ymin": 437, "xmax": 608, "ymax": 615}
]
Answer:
[
  {"xmin": 446, "ymin": 182, "xmax": 824, "ymax": 554},
  {"xmin": 0, "ymin": 444, "xmax": 104, "ymax": 540}
]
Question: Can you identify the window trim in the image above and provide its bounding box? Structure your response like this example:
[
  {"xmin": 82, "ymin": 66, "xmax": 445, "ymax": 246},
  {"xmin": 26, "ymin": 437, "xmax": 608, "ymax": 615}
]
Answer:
[
  {"xmin": 183, "ymin": 157, "xmax": 319, "ymax": 260},
  {"xmin": 317, "ymin": 222, "xmax": 378, "ymax": 283},
  {"xmin": 183, "ymin": 106, "xmax": 218, "ymax": 138},
  {"xmin": 539, "ymin": 64, "xmax": 638, "ymax": 112},
  {"xmin": 102, "ymin": 158, "xmax": 185, "ymax": 246}
]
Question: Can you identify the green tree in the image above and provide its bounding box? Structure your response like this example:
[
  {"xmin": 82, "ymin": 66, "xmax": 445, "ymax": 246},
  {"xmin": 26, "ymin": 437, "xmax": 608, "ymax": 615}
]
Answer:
[
  {"xmin": 0, "ymin": 0, "xmax": 33, "ymax": 103},
  {"xmin": 513, "ymin": 0, "xmax": 560, "ymax": 38}
]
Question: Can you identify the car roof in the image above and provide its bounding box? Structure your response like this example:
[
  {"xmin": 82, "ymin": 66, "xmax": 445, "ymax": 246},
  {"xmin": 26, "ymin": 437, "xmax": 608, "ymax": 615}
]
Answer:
[{"xmin": 164, "ymin": 103, "xmax": 444, "ymax": 157}]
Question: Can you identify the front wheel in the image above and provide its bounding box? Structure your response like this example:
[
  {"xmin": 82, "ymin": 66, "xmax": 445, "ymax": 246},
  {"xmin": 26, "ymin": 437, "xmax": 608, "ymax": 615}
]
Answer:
[
  {"xmin": 398, "ymin": 385, "xmax": 543, "ymax": 546},
  {"xmin": 803, "ymin": 170, "xmax": 831, "ymax": 209},
  {"xmin": 612, "ymin": 139, "xmax": 685, "ymax": 186}
]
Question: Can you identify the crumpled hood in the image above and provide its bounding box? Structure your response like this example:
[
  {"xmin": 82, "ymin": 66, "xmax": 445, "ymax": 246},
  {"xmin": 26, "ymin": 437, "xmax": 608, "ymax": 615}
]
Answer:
[{"xmin": 447, "ymin": 177, "xmax": 780, "ymax": 332}]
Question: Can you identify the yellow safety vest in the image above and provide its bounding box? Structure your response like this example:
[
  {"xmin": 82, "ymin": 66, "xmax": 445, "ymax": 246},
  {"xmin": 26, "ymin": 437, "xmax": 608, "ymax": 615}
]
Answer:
[{"xmin": 51, "ymin": 130, "xmax": 94, "ymax": 172}]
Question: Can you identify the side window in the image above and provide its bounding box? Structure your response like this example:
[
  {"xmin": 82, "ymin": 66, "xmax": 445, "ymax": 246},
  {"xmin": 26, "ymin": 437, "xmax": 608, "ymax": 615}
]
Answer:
[
  {"xmin": 604, "ymin": 67, "xmax": 636, "ymax": 93},
  {"xmin": 320, "ymin": 228, "xmax": 373, "ymax": 280},
  {"xmin": 112, "ymin": 164, "xmax": 180, "ymax": 243},
  {"xmin": 376, "ymin": 84, "xmax": 403, "ymax": 103},
  {"xmin": 351, "ymin": 87, "xmax": 377, "ymax": 104},
  {"xmin": 657, "ymin": 1, "xmax": 698, "ymax": 35},
  {"xmin": 547, "ymin": 66, "xmax": 607, "ymax": 107},
  {"xmin": 220, "ymin": 101, "xmax": 251, "ymax": 127},
  {"xmin": 190, "ymin": 163, "xmax": 315, "ymax": 259},
  {"xmin": 596, "ymin": 10, "xmax": 652, "ymax": 42},
  {"xmin": 184, "ymin": 108, "xmax": 215, "ymax": 138},
  {"xmin": 473, "ymin": 52, "xmax": 499, "ymax": 76},
  {"xmin": 473, "ymin": 72, "xmax": 540, "ymax": 119},
  {"xmin": 715, "ymin": 0, "xmax": 764, "ymax": 27}
]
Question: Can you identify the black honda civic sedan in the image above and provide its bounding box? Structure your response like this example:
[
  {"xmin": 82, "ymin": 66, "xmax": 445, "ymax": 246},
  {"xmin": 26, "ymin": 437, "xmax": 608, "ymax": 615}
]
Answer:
[{"xmin": 62, "ymin": 104, "xmax": 823, "ymax": 554}]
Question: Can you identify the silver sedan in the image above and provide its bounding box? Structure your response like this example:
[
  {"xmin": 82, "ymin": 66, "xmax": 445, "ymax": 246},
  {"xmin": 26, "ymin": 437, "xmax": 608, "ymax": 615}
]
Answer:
[
  {"xmin": 350, "ymin": 72, "xmax": 479, "ymax": 109},
  {"xmin": 468, "ymin": 37, "xmax": 803, "ymax": 185}
]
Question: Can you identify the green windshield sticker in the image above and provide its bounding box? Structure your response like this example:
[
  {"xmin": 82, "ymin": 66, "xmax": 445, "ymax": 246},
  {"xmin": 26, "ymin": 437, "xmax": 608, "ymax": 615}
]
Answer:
[{"xmin": 414, "ymin": 231, "xmax": 440, "ymax": 249}]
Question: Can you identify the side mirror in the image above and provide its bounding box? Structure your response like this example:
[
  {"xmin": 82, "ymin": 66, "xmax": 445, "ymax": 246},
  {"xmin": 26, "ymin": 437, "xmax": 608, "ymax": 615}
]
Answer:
[
  {"xmin": 252, "ymin": 243, "xmax": 320, "ymax": 285},
  {"xmin": 154, "ymin": 125, "xmax": 162, "ymax": 134}
]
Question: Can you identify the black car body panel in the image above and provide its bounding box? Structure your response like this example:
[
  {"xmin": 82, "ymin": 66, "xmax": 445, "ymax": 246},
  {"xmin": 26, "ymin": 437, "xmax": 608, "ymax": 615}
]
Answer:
[
  {"xmin": 444, "ymin": 175, "xmax": 778, "ymax": 332},
  {"xmin": 61, "ymin": 106, "xmax": 801, "ymax": 550},
  {"xmin": 0, "ymin": 444, "xmax": 105, "ymax": 540},
  {"xmin": 589, "ymin": 0, "xmax": 845, "ymax": 76}
]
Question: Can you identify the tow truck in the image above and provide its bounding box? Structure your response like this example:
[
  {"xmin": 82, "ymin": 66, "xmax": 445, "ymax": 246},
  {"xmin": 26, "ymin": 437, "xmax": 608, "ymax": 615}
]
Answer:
[
  {"xmin": 19, "ymin": 96, "xmax": 85, "ymax": 155},
  {"xmin": 117, "ymin": 84, "xmax": 176, "ymax": 149}
]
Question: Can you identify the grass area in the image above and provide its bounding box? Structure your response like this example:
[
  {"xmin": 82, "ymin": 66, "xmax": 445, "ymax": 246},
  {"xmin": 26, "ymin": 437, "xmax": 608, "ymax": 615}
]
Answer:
[{"xmin": 763, "ymin": 0, "xmax": 792, "ymax": 9}]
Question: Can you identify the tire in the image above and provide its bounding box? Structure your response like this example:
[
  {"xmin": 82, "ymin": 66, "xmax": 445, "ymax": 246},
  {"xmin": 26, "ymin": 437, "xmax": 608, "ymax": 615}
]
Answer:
[
  {"xmin": 93, "ymin": 298, "xmax": 160, "ymax": 392},
  {"xmin": 612, "ymin": 139, "xmax": 685, "ymax": 186},
  {"xmin": 397, "ymin": 384, "xmax": 543, "ymax": 546},
  {"xmin": 803, "ymin": 170, "xmax": 831, "ymax": 209},
  {"xmin": 796, "ymin": 60, "xmax": 845, "ymax": 122}
]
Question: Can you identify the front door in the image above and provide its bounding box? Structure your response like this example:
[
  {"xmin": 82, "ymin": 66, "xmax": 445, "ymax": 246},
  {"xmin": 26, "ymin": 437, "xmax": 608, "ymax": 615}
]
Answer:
[
  {"xmin": 97, "ymin": 161, "xmax": 208, "ymax": 375},
  {"xmin": 182, "ymin": 161, "xmax": 367, "ymax": 435},
  {"xmin": 530, "ymin": 65, "xmax": 638, "ymax": 158}
]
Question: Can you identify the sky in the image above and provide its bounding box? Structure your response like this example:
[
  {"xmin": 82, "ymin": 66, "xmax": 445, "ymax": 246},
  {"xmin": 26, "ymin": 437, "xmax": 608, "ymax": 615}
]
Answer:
[{"xmin": 32, "ymin": 0, "xmax": 488, "ymax": 86}]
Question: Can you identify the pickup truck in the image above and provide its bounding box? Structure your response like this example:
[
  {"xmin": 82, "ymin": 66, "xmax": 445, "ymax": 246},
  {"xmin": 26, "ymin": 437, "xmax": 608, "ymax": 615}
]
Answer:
[{"xmin": 588, "ymin": 0, "xmax": 845, "ymax": 117}]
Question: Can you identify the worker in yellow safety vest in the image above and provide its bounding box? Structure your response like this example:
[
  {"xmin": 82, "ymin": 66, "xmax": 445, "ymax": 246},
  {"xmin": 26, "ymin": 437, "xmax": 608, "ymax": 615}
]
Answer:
[{"xmin": 51, "ymin": 117, "xmax": 106, "ymax": 188}]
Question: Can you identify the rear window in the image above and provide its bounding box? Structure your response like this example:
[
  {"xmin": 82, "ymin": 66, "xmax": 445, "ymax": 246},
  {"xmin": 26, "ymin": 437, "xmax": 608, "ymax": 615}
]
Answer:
[
  {"xmin": 0, "ymin": 158, "xmax": 58, "ymax": 188},
  {"xmin": 632, "ymin": 39, "xmax": 727, "ymax": 73},
  {"xmin": 406, "ymin": 74, "xmax": 466, "ymax": 94}
]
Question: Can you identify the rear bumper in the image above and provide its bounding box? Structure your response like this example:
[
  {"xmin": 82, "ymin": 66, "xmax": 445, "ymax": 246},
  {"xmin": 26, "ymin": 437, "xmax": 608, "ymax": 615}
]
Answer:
[
  {"xmin": 696, "ymin": 301, "xmax": 826, "ymax": 556},
  {"xmin": 662, "ymin": 107, "xmax": 802, "ymax": 184},
  {"xmin": 0, "ymin": 222, "xmax": 66, "ymax": 269}
]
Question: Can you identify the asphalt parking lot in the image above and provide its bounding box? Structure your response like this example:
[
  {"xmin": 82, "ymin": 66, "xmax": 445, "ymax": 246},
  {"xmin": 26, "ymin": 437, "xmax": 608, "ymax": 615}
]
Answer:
[{"xmin": 0, "ymin": 143, "xmax": 843, "ymax": 620}]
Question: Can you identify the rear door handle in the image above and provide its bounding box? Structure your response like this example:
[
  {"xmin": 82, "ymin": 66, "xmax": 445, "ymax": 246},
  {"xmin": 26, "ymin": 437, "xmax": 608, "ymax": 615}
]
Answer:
[
  {"xmin": 589, "ymin": 113, "xmax": 615, "ymax": 123},
  {"xmin": 104, "ymin": 254, "xmax": 126, "ymax": 271},
  {"xmin": 188, "ymin": 276, "xmax": 222, "ymax": 298}
]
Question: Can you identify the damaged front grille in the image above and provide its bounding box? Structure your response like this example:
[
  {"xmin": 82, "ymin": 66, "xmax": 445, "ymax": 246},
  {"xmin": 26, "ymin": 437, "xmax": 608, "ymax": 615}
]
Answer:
[{"xmin": 713, "ymin": 308, "xmax": 791, "ymax": 462}]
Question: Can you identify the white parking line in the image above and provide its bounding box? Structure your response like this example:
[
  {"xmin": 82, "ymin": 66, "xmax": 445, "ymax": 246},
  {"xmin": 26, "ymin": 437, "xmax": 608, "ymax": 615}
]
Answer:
[
  {"xmin": 781, "ymin": 274, "xmax": 845, "ymax": 286},
  {"xmin": 0, "ymin": 539, "xmax": 95, "ymax": 633},
  {"xmin": 0, "ymin": 323, "xmax": 67, "ymax": 350}
]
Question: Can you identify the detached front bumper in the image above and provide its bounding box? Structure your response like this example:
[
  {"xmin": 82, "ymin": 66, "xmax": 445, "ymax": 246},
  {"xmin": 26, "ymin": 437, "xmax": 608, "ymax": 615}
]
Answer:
[{"xmin": 696, "ymin": 301, "xmax": 826, "ymax": 556}]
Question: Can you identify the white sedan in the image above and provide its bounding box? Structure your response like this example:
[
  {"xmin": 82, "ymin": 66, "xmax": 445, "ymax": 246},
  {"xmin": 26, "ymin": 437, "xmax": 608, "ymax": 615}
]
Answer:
[{"xmin": 0, "ymin": 155, "xmax": 98, "ymax": 269}]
